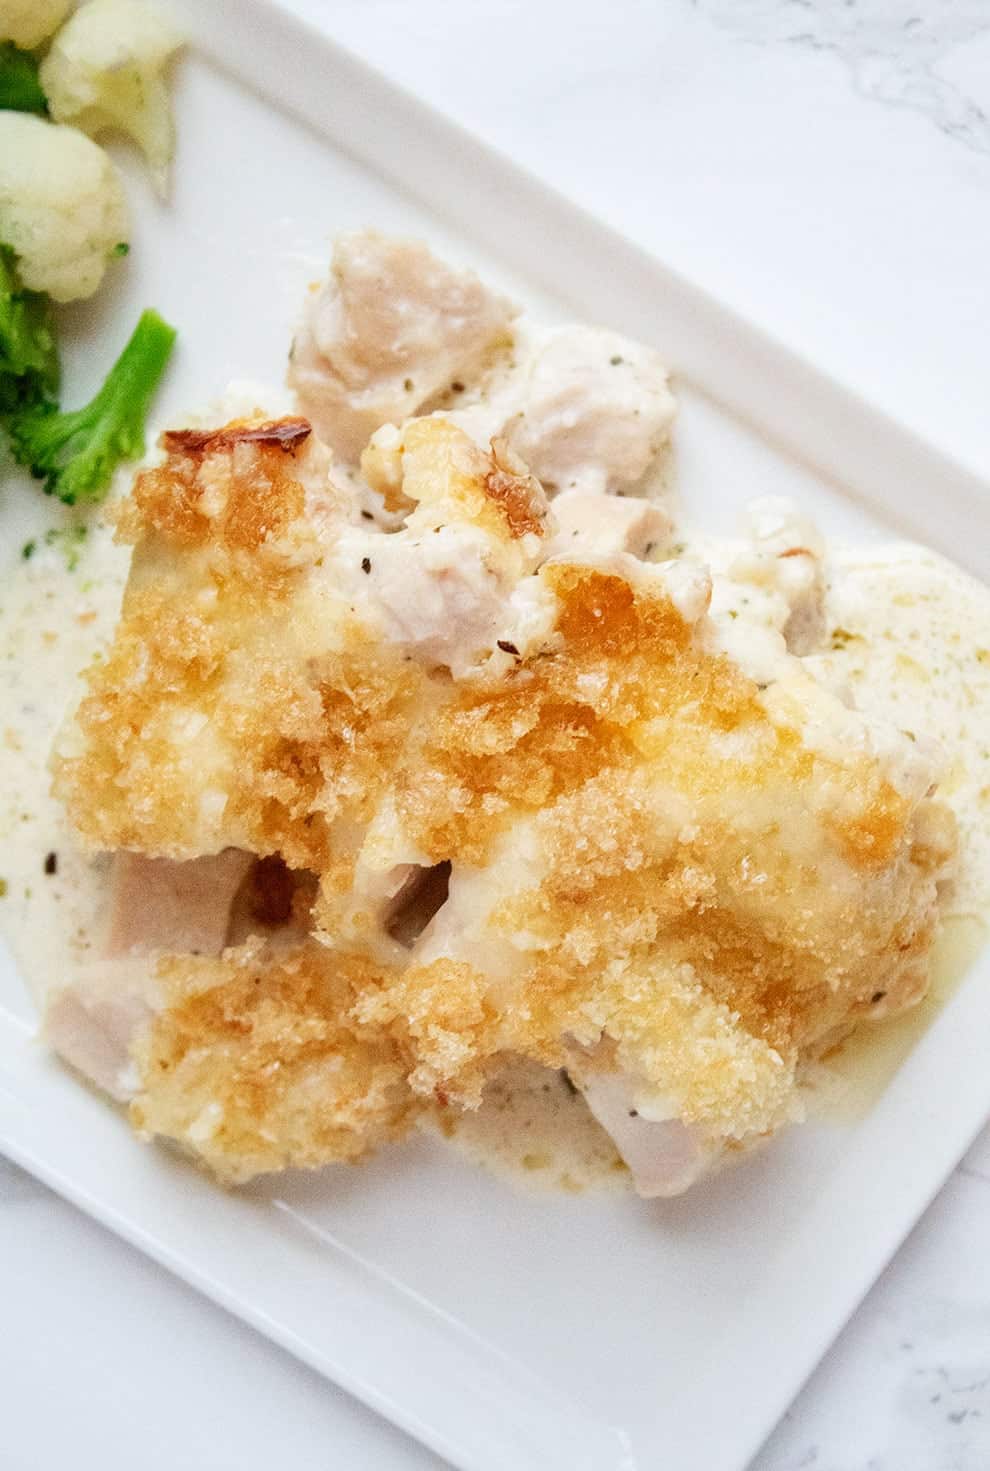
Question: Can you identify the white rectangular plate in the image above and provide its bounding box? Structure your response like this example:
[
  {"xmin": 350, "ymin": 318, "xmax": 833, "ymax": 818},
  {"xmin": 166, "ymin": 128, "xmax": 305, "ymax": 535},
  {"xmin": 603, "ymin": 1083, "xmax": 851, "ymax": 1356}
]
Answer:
[{"xmin": 2, "ymin": 5, "xmax": 989, "ymax": 1469}]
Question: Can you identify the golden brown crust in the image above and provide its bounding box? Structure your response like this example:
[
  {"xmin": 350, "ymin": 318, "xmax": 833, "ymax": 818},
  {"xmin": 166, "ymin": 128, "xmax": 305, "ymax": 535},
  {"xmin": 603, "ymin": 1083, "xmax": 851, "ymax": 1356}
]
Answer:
[
  {"xmin": 357, "ymin": 764, "xmax": 950, "ymax": 1135},
  {"xmin": 483, "ymin": 436, "xmax": 549, "ymax": 540},
  {"xmin": 395, "ymin": 564, "xmax": 762, "ymax": 865},
  {"xmin": 56, "ymin": 412, "xmax": 957, "ymax": 1177},
  {"xmin": 355, "ymin": 566, "xmax": 951, "ymax": 1133},
  {"xmin": 386, "ymin": 417, "xmax": 550, "ymax": 545},
  {"xmin": 161, "ymin": 418, "xmax": 312, "ymax": 457},
  {"xmin": 129, "ymin": 419, "xmax": 311, "ymax": 552},
  {"xmin": 132, "ymin": 940, "xmax": 417, "ymax": 1183},
  {"xmin": 57, "ymin": 416, "xmax": 423, "ymax": 864},
  {"xmin": 59, "ymin": 596, "xmax": 422, "ymax": 866}
]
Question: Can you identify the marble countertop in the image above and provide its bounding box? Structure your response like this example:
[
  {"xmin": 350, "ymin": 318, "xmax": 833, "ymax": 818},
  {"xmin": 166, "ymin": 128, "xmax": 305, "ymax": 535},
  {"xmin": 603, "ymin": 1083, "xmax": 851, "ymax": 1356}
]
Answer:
[{"xmin": 3, "ymin": 2, "xmax": 990, "ymax": 1468}]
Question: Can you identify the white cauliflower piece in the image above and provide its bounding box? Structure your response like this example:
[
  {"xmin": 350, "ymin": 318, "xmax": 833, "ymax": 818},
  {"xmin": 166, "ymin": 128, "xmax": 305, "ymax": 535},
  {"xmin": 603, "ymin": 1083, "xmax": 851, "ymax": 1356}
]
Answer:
[
  {"xmin": 40, "ymin": 0, "xmax": 184, "ymax": 196},
  {"xmin": 0, "ymin": 113, "xmax": 129, "ymax": 302},
  {"xmin": 0, "ymin": 0, "xmax": 73, "ymax": 49}
]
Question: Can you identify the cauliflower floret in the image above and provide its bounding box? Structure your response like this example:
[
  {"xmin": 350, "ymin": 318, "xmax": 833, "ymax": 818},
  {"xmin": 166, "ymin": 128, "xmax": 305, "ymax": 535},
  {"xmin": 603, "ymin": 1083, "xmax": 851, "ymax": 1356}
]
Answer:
[
  {"xmin": 0, "ymin": 113, "xmax": 129, "ymax": 302},
  {"xmin": 40, "ymin": 0, "xmax": 184, "ymax": 196},
  {"xmin": 0, "ymin": 0, "xmax": 73, "ymax": 49}
]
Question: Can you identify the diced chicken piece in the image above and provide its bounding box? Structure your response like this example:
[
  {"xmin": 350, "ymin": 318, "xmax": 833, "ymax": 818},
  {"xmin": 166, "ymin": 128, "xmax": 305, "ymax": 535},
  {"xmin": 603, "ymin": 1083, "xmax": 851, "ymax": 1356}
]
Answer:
[
  {"xmin": 745, "ymin": 497, "xmax": 827, "ymax": 655},
  {"xmin": 288, "ymin": 231, "xmax": 516, "ymax": 461},
  {"xmin": 48, "ymin": 849, "xmax": 254, "ymax": 1098},
  {"xmin": 546, "ymin": 489, "xmax": 670, "ymax": 561},
  {"xmin": 570, "ymin": 1067, "xmax": 715, "ymax": 1198},
  {"xmin": 378, "ymin": 863, "xmax": 425, "ymax": 925},
  {"xmin": 338, "ymin": 419, "xmax": 553, "ymax": 676},
  {"xmin": 343, "ymin": 526, "xmax": 524, "ymax": 676},
  {"xmin": 501, "ymin": 326, "xmax": 675, "ymax": 496},
  {"xmin": 46, "ymin": 958, "xmax": 158, "ymax": 1101},
  {"xmin": 103, "ymin": 850, "xmax": 253, "ymax": 958}
]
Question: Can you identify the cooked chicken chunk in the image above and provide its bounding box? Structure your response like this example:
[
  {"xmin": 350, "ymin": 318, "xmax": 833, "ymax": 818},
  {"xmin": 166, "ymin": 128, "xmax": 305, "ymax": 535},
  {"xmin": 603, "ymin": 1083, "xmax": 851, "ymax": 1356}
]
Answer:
[
  {"xmin": 448, "ymin": 323, "xmax": 676, "ymax": 501},
  {"xmin": 47, "ymin": 957, "xmax": 158, "ymax": 1102},
  {"xmin": 568, "ymin": 1064, "xmax": 714, "ymax": 1198},
  {"xmin": 350, "ymin": 422, "xmax": 550, "ymax": 675},
  {"xmin": 52, "ymin": 413, "xmax": 955, "ymax": 1188},
  {"xmin": 288, "ymin": 231, "xmax": 516, "ymax": 461},
  {"xmin": 546, "ymin": 489, "xmax": 671, "ymax": 560},
  {"xmin": 103, "ymin": 850, "xmax": 252, "ymax": 957},
  {"xmin": 500, "ymin": 326, "xmax": 676, "ymax": 496},
  {"xmin": 48, "ymin": 848, "xmax": 253, "ymax": 1099},
  {"xmin": 287, "ymin": 237, "xmax": 674, "ymax": 528}
]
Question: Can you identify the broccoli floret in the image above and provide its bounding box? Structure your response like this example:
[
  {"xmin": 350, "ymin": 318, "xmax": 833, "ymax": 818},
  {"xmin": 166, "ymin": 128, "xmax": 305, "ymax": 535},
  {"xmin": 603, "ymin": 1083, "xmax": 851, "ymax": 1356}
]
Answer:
[
  {"xmin": 0, "ymin": 243, "xmax": 58, "ymax": 411},
  {"xmin": 0, "ymin": 43, "xmax": 48, "ymax": 116},
  {"xmin": 9, "ymin": 307, "xmax": 175, "ymax": 503}
]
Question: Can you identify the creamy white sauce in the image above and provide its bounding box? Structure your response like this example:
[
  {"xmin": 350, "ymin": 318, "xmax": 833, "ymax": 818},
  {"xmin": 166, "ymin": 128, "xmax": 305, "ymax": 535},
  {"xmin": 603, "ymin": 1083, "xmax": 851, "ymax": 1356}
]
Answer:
[
  {"xmin": 819, "ymin": 543, "xmax": 990, "ymax": 919},
  {"xmin": 0, "ymin": 516, "xmax": 129, "ymax": 1005},
  {"xmin": 425, "ymin": 1058, "xmax": 628, "ymax": 1193}
]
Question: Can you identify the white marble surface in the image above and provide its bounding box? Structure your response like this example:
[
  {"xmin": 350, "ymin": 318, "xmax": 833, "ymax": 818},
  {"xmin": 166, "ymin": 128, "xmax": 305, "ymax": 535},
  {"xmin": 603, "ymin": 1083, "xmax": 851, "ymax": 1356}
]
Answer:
[{"xmin": 4, "ymin": 1, "xmax": 990, "ymax": 1468}]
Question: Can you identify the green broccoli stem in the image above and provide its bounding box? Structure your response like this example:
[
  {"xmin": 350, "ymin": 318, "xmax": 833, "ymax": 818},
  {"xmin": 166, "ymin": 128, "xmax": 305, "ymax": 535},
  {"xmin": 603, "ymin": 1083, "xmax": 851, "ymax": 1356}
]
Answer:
[
  {"xmin": 10, "ymin": 308, "xmax": 177, "ymax": 505},
  {"xmin": 0, "ymin": 43, "xmax": 48, "ymax": 116}
]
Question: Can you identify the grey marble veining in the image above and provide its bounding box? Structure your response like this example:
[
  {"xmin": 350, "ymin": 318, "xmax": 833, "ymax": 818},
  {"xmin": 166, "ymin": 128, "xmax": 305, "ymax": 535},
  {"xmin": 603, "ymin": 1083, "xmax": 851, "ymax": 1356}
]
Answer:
[{"xmin": 694, "ymin": 0, "xmax": 990, "ymax": 154}]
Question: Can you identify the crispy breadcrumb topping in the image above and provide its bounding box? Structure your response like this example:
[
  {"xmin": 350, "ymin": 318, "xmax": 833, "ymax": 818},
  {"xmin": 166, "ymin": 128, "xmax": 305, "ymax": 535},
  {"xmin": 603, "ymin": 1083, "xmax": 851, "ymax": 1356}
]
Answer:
[
  {"xmin": 54, "ymin": 412, "xmax": 957, "ymax": 1178},
  {"xmin": 133, "ymin": 940, "xmax": 416, "ymax": 1182}
]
